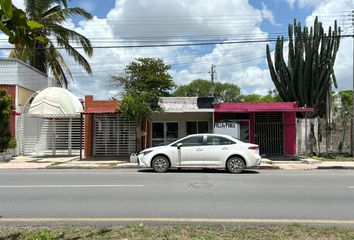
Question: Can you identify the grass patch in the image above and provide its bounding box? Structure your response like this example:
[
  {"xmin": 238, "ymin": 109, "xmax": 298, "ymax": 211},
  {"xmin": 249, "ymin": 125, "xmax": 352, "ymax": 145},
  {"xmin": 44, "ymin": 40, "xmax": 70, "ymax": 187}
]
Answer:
[
  {"xmin": 1, "ymin": 224, "xmax": 354, "ymax": 240},
  {"xmin": 311, "ymin": 153, "xmax": 353, "ymax": 162}
]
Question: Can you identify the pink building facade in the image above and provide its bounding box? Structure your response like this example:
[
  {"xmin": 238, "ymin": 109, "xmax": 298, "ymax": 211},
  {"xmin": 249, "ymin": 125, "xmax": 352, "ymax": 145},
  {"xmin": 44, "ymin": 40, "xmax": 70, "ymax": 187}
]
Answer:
[{"xmin": 214, "ymin": 102, "xmax": 313, "ymax": 156}]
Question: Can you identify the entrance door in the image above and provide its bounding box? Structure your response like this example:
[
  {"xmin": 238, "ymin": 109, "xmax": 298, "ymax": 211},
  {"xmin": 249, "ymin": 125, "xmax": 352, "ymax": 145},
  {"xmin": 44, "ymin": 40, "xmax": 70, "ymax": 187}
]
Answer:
[
  {"xmin": 254, "ymin": 113, "xmax": 283, "ymax": 156},
  {"xmin": 93, "ymin": 114, "xmax": 136, "ymax": 156}
]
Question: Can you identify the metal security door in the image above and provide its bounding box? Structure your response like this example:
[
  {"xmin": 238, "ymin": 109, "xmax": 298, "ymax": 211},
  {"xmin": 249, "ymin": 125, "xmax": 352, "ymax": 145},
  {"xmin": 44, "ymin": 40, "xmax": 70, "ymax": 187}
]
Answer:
[
  {"xmin": 254, "ymin": 113, "xmax": 283, "ymax": 156},
  {"xmin": 20, "ymin": 115, "xmax": 83, "ymax": 156},
  {"xmin": 93, "ymin": 114, "xmax": 136, "ymax": 156}
]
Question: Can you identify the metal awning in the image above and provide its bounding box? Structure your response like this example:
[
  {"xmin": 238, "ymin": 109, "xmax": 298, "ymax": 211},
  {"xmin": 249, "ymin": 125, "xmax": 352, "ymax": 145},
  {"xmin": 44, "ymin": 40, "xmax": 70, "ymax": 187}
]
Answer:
[{"xmin": 85, "ymin": 107, "xmax": 118, "ymax": 114}]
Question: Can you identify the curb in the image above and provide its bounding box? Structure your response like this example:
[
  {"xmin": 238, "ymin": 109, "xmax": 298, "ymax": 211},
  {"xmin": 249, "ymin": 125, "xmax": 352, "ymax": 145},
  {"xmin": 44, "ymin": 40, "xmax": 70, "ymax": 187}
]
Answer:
[
  {"xmin": 116, "ymin": 164, "xmax": 139, "ymax": 169},
  {"xmin": 258, "ymin": 165, "xmax": 280, "ymax": 170},
  {"xmin": 317, "ymin": 166, "xmax": 354, "ymax": 170}
]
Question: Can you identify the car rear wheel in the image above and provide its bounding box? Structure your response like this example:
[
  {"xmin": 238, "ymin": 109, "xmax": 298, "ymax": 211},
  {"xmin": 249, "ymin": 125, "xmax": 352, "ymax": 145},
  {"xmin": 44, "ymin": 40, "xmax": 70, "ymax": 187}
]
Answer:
[
  {"xmin": 152, "ymin": 156, "xmax": 169, "ymax": 173},
  {"xmin": 226, "ymin": 157, "xmax": 245, "ymax": 174}
]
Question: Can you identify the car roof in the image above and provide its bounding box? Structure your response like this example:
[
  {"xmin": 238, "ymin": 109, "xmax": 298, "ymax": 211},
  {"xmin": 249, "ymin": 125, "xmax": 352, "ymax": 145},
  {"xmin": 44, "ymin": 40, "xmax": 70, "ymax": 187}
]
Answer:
[{"xmin": 187, "ymin": 133, "xmax": 234, "ymax": 138}]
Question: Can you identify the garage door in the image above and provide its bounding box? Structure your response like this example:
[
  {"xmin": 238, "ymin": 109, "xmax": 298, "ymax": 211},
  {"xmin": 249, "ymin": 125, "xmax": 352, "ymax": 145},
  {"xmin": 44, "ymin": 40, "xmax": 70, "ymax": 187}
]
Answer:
[{"xmin": 93, "ymin": 114, "xmax": 136, "ymax": 156}]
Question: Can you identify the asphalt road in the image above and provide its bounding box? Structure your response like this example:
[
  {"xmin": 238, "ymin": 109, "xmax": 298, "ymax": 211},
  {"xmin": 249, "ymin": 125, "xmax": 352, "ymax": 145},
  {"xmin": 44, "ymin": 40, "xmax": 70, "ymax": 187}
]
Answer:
[{"xmin": 0, "ymin": 169, "xmax": 354, "ymax": 225}]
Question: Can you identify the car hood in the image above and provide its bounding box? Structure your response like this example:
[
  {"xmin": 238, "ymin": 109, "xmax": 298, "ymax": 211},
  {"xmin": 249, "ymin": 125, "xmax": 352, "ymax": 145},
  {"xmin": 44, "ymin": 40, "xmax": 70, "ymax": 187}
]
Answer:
[{"xmin": 140, "ymin": 146, "xmax": 166, "ymax": 153}]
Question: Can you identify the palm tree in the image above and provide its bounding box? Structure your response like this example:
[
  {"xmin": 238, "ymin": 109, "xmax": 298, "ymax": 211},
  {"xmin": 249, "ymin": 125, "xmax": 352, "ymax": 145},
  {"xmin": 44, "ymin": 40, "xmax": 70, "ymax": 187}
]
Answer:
[{"xmin": 9, "ymin": 0, "xmax": 93, "ymax": 87}]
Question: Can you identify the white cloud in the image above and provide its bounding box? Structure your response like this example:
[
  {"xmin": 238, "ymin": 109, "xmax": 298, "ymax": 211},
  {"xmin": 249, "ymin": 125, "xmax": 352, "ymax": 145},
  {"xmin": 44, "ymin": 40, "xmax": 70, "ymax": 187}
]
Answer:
[
  {"xmin": 261, "ymin": 3, "xmax": 279, "ymax": 26},
  {"xmin": 12, "ymin": 0, "xmax": 25, "ymax": 9},
  {"xmin": 305, "ymin": 0, "xmax": 353, "ymax": 91},
  {"xmin": 284, "ymin": 0, "xmax": 327, "ymax": 8},
  {"xmin": 64, "ymin": 0, "xmax": 275, "ymax": 99},
  {"xmin": 107, "ymin": 0, "xmax": 263, "ymax": 39},
  {"xmin": 0, "ymin": 0, "xmax": 278, "ymax": 99}
]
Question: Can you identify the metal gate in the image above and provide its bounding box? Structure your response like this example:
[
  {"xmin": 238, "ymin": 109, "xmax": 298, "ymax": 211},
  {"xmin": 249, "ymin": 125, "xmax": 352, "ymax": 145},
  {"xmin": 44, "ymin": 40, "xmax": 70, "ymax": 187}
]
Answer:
[
  {"xmin": 20, "ymin": 115, "xmax": 84, "ymax": 156},
  {"xmin": 255, "ymin": 113, "xmax": 283, "ymax": 156},
  {"xmin": 93, "ymin": 114, "xmax": 136, "ymax": 156}
]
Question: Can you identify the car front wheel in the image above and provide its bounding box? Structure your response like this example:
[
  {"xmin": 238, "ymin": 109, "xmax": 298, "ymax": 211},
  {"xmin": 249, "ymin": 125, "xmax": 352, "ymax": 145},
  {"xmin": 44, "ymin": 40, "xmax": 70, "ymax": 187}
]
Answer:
[
  {"xmin": 151, "ymin": 156, "xmax": 169, "ymax": 173},
  {"xmin": 226, "ymin": 157, "xmax": 245, "ymax": 174}
]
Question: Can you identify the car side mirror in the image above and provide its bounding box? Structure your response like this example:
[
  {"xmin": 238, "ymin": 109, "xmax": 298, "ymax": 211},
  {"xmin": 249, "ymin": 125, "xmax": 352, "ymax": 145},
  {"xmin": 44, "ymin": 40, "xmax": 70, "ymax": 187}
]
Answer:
[{"xmin": 177, "ymin": 143, "xmax": 182, "ymax": 149}]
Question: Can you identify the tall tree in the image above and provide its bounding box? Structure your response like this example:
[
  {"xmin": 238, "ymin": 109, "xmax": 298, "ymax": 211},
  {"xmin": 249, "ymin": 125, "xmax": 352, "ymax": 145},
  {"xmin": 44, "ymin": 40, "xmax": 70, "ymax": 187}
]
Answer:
[
  {"xmin": 266, "ymin": 17, "xmax": 340, "ymax": 117},
  {"xmin": 9, "ymin": 0, "xmax": 93, "ymax": 87},
  {"xmin": 172, "ymin": 79, "xmax": 242, "ymax": 102},
  {"xmin": 111, "ymin": 58, "xmax": 175, "ymax": 150},
  {"xmin": 112, "ymin": 58, "xmax": 175, "ymax": 98}
]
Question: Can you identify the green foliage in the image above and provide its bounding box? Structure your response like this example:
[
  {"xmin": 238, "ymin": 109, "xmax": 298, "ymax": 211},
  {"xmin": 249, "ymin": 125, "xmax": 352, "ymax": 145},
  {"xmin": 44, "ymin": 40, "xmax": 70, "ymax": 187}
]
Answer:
[
  {"xmin": 241, "ymin": 89, "xmax": 281, "ymax": 102},
  {"xmin": 172, "ymin": 79, "xmax": 242, "ymax": 102},
  {"xmin": 8, "ymin": 138, "xmax": 16, "ymax": 148},
  {"xmin": 0, "ymin": 0, "xmax": 44, "ymax": 48},
  {"xmin": 111, "ymin": 58, "xmax": 174, "ymax": 120},
  {"xmin": 119, "ymin": 92, "xmax": 155, "ymax": 122},
  {"xmin": 112, "ymin": 58, "xmax": 175, "ymax": 97},
  {"xmin": 22, "ymin": 229, "xmax": 59, "ymax": 240},
  {"xmin": 9, "ymin": 0, "xmax": 93, "ymax": 87},
  {"xmin": 0, "ymin": 89, "xmax": 13, "ymax": 152},
  {"xmin": 266, "ymin": 17, "xmax": 340, "ymax": 117},
  {"xmin": 338, "ymin": 90, "xmax": 352, "ymax": 117}
]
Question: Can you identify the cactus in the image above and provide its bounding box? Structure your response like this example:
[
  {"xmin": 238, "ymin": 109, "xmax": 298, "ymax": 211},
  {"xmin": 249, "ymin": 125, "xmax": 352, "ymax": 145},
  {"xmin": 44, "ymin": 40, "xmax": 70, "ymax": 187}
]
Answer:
[{"xmin": 266, "ymin": 17, "xmax": 340, "ymax": 117}]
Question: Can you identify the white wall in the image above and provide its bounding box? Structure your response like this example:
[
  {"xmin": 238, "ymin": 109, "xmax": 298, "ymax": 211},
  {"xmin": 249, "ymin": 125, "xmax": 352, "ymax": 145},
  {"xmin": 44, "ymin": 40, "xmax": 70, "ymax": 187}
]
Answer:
[{"xmin": 0, "ymin": 58, "xmax": 49, "ymax": 91}]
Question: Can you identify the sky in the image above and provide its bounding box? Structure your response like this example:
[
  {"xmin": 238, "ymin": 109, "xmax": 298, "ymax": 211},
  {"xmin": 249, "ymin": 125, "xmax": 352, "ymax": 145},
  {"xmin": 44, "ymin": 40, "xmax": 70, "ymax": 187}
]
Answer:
[{"xmin": 2, "ymin": 0, "xmax": 354, "ymax": 99}]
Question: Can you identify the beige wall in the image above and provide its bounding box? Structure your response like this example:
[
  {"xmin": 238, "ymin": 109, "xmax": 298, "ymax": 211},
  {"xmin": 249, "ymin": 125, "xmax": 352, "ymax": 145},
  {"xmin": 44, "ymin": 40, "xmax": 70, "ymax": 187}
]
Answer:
[
  {"xmin": 151, "ymin": 112, "xmax": 213, "ymax": 140},
  {"xmin": 18, "ymin": 86, "xmax": 35, "ymax": 107}
]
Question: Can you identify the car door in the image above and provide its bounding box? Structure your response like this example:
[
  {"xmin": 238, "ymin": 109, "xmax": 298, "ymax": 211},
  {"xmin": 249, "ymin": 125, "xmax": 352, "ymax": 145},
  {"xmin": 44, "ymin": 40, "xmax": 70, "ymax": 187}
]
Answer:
[
  {"xmin": 173, "ymin": 135, "xmax": 205, "ymax": 167},
  {"xmin": 203, "ymin": 136, "xmax": 235, "ymax": 167}
]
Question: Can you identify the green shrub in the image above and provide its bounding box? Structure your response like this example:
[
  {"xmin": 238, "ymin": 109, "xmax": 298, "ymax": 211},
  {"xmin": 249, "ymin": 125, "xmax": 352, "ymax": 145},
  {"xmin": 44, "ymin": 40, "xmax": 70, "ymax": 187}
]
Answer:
[
  {"xmin": 0, "ymin": 89, "xmax": 13, "ymax": 152},
  {"xmin": 22, "ymin": 229, "xmax": 59, "ymax": 240},
  {"xmin": 8, "ymin": 138, "xmax": 16, "ymax": 148}
]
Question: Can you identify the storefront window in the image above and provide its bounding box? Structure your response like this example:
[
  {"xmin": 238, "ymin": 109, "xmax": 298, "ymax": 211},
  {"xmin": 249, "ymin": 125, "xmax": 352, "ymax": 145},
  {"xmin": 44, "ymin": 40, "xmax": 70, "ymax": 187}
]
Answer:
[
  {"xmin": 187, "ymin": 121, "xmax": 209, "ymax": 135},
  {"xmin": 152, "ymin": 122, "xmax": 179, "ymax": 146}
]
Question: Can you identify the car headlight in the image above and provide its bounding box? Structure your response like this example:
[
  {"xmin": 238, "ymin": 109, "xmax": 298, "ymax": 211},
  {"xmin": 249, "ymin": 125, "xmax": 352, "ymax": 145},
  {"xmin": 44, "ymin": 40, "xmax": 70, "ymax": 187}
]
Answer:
[{"xmin": 140, "ymin": 150, "xmax": 153, "ymax": 156}]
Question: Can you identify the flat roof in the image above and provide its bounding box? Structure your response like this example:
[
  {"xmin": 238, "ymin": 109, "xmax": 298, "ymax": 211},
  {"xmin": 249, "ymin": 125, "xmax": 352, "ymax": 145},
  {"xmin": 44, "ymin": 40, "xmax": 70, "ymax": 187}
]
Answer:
[
  {"xmin": 160, "ymin": 97, "xmax": 213, "ymax": 113},
  {"xmin": 214, "ymin": 102, "xmax": 314, "ymax": 113}
]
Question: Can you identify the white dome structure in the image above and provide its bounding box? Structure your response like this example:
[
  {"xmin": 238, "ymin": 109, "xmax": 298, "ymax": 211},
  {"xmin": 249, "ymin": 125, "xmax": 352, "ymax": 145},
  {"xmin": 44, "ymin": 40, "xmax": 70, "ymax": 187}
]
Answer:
[{"xmin": 28, "ymin": 87, "xmax": 83, "ymax": 115}]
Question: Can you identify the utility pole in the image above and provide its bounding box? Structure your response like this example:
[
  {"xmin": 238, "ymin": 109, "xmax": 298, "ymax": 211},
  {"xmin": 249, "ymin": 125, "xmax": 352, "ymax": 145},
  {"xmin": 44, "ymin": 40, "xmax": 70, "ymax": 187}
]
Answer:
[
  {"xmin": 210, "ymin": 64, "xmax": 216, "ymax": 97},
  {"xmin": 352, "ymin": 9, "xmax": 354, "ymax": 156}
]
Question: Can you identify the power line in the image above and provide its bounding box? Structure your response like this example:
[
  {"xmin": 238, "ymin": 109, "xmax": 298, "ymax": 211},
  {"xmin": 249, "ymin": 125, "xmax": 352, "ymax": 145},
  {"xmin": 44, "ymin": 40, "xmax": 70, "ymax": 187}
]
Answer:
[{"xmin": 0, "ymin": 35, "xmax": 351, "ymax": 50}]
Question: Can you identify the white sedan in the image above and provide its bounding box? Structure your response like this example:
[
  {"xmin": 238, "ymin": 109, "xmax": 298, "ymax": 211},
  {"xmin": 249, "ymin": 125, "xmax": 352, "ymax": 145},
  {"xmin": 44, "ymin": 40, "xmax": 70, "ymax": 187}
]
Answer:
[{"xmin": 138, "ymin": 133, "xmax": 261, "ymax": 173}]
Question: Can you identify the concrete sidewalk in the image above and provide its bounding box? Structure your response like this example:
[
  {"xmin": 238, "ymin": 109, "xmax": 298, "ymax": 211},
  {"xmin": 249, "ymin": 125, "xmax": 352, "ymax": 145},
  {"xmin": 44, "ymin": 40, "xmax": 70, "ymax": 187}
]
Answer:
[{"xmin": 1, "ymin": 155, "xmax": 354, "ymax": 170}]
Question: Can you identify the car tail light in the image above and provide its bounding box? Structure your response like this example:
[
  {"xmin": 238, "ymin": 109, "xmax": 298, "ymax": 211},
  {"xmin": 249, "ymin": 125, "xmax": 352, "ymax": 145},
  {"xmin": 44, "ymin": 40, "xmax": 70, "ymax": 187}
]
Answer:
[{"xmin": 248, "ymin": 146, "xmax": 258, "ymax": 151}]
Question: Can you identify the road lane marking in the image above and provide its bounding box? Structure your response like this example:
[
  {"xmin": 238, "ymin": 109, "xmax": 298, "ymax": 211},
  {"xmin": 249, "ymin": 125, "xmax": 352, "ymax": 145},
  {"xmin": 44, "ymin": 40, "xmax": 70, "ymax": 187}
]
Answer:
[
  {"xmin": 0, "ymin": 184, "xmax": 144, "ymax": 188},
  {"xmin": 0, "ymin": 218, "xmax": 354, "ymax": 225}
]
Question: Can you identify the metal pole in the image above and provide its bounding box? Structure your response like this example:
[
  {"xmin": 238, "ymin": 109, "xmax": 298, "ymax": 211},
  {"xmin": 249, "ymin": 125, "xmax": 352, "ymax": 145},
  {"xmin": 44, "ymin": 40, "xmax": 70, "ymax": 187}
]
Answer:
[
  {"xmin": 352, "ymin": 9, "xmax": 354, "ymax": 156},
  {"xmin": 210, "ymin": 64, "xmax": 215, "ymax": 97},
  {"xmin": 52, "ymin": 118, "xmax": 56, "ymax": 156},
  {"xmin": 80, "ymin": 113, "xmax": 83, "ymax": 160},
  {"xmin": 68, "ymin": 118, "xmax": 72, "ymax": 156}
]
